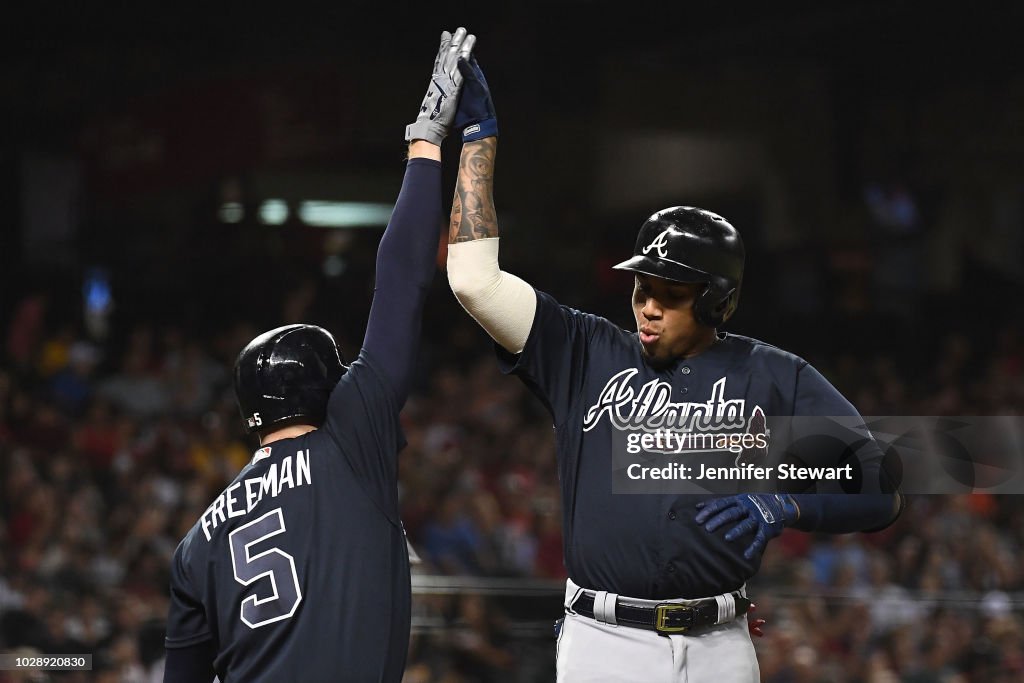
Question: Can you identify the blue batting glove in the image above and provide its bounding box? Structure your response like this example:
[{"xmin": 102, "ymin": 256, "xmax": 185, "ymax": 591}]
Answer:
[
  {"xmin": 695, "ymin": 494, "xmax": 800, "ymax": 560},
  {"xmin": 454, "ymin": 55, "xmax": 498, "ymax": 142}
]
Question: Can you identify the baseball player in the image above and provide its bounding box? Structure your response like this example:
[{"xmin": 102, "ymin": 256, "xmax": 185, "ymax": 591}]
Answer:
[
  {"xmin": 446, "ymin": 56, "xmax": 903, "ymax": 681},
  {"xmin": 162, "ymin": 28, "xmax": 476, "ymax": 682}
]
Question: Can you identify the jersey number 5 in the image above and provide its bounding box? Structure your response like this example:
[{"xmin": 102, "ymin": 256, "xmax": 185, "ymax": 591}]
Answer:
[{"xmin": 228, "ymin": 508, "xmax": 303, "ymax": 629}]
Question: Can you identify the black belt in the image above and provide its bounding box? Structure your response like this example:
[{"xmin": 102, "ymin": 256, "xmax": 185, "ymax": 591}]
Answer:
[{"xmin": 571, "ymin": 591, "xmax": 751, "ymax": 635}]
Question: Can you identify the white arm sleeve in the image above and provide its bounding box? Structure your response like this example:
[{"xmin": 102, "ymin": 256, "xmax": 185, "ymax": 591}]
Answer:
[{"xmin": 447, "ymin": 238, "xmax": 537, "ymax": 354}]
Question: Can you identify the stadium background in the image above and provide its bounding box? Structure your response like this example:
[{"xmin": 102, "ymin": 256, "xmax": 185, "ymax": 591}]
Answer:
[{"xmin": 2, "ymin": 4, "xmax": 1023, "ymax": 681}]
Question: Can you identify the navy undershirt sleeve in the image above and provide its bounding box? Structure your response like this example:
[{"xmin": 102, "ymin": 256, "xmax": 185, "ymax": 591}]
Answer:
[
  {"xmin": 790, "ymin": 493, "xmax": 902, "ymax": 533},
  {"xmin": 162, "ymin": 641, "xmax": 215, "ymax": 683},
  {"xmin": 362, "ymin": 158, "xmax": 441, "ymax": 405}
]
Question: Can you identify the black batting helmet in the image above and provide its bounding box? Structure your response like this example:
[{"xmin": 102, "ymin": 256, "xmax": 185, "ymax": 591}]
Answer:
[
  {"xmin": 233, "ymin": 324, "xmax": 347, "ymax": 434},
  {"xmin": 614, "ymin": 206, "xmax": 745, "ymax": 327}
]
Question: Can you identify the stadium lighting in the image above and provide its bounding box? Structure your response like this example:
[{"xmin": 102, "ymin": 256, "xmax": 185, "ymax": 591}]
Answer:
[
  {"xmin": 258, "ymin": 199, "xmax": 289, "ymax": 225},
  {"xmin": 298, "ymin": 201, "xmax": 393, "ymax": 228},
  {"xmin": 218, "ymin": 202, "xmax": 244, "ymax": 223}
]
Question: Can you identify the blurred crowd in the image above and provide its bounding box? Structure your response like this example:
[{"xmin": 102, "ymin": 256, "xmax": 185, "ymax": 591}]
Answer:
[{"xmin": 1, "ymin": 282, "xmax": 1023, "ymax": 682}]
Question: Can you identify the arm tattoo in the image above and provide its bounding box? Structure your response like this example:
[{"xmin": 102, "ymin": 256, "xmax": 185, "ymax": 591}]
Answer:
[{"xmin": 449, "ymin": 138, "xmax": 498, "ymax": 243}]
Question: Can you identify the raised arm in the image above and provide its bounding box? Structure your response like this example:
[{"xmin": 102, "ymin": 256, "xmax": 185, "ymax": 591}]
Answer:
[
  {"xmin": 362, "ymin": 28, "xmax": 474, "ymax": 403},
  {"xmin": 449, "ymin": 137, "xmax": 498, "ymax": 243},
  {"xmin": 446, "ymin": 56, "xmax": 537, "ymax": 353}
]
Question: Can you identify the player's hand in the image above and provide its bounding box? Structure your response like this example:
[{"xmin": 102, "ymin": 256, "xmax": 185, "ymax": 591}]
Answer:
[
  {"xmin": 454, "ymin": 54, "xmax": 498, "ymax": 142},
  {"xmin": 695, "ymin": 494, "xmax": 799, "ymax": 560},
  {"xmin": 406, "ymin": 27, "xmax": 476, "ymax": 145},
  {"xmin": 747, "ymin": 602, "xmax": 766, "ymax": 637}
]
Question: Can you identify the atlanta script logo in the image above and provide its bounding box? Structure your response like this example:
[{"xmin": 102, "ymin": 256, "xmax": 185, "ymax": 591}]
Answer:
[
  {"xmin": 583, "ymin": 369, "xmax": 770, "ymax": 458},
  {"xmin": 584, "ymin": 369, "xmax": 759, "ymax": 432}
]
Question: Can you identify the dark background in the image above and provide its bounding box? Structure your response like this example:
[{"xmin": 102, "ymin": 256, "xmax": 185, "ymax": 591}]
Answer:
[{"xmin": 3, "ymin": 2, "xmax": 1022, "ymax": 359}]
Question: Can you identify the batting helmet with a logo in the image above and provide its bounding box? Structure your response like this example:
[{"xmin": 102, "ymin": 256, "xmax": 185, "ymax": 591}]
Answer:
[
  {"xmin": 233, "ymin": 324, "xmax": 347, "ymax": 434},
  {"xmin": 614, "ymin": 206, "xmax": 745, "ymax": 327}
]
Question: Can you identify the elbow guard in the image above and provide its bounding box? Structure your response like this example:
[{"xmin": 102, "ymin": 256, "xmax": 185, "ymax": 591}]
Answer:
[{"xmin": 447, "ymin": 238, "xmax": 536, "ymax": 354}]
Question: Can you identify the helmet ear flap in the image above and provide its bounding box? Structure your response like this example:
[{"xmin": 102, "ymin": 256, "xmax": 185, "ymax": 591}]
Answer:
[
  {"xmin": 693, "ymin": 282, "xmax": 739, "ymax": 327},
  {"xmin": 717, "ymin": 287, "xmax": 739, "ymax": 324}
]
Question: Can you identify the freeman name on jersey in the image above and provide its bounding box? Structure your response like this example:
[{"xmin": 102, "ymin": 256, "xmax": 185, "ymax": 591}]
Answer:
[{"xmin": 200, "ymin": 449, "xmax": 312, "ymax": 541}]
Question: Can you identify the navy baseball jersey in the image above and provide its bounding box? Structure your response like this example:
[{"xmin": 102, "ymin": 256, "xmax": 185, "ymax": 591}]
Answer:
[
  {"xmin": 165, "ymin": 350, "xmax": 410, "ymax": 682},
  {"xmin": 498, "ymin": 289, "xmax": 886, "ymax": 599}
]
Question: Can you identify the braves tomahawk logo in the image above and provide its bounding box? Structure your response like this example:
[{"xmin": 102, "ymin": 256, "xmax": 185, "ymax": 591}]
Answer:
[{"xmin": 641, "ymin": 229, "xmax": 672, "ymax": 258}]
